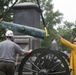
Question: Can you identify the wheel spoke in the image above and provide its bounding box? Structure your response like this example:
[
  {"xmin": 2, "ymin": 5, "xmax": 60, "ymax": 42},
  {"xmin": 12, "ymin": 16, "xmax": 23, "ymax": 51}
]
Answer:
[
  {"xmin": 49, "ymin": 71, "xmax": 66, "ymax": 75},
  {"xmin": 23, "ymin": 66, "xmax": 38, "ymax": 73},
  {"xmin": 49, "ymin": 62, "xmax": 62, "ymax": 71},
  {"xmin": 28, "ymin": 59, "xmax": 41, "ymax": 71},
  {"xmin": 46, "ymin": 55, "xmax": 56, "ymax": 69}
]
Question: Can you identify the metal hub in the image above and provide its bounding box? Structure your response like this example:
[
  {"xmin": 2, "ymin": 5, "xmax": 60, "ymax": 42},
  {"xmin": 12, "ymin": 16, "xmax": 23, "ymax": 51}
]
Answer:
[{"xmin": 38, "ymin": 69, "xmax": 47, "ymax": 75}]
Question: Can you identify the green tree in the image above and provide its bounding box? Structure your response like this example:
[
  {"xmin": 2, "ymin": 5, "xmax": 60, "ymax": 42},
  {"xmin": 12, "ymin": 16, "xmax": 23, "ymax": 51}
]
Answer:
[
  {"xmin": 0, "ymin": 26, "xmax": 6, "ymax": 42},
  {"xmin": 72, "ymin": 21, "xmax": 76, "ymax": 37},
  {"xmin": 64, "ymin": 21, "xmax": 74, "ymax": 29},
  {"xmin": 72, "ymin": 28, "xmax": 76, "ymax": 37},
  {"xmin": 0, "ymin": 0, "xmax": 15, "ymax": 21}
]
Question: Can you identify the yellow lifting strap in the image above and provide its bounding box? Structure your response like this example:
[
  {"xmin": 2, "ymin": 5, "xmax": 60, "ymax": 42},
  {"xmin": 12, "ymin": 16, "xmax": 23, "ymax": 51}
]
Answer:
[{"xmin": 44, "ymin": 27, "xmax": 48, "ymax": 37}]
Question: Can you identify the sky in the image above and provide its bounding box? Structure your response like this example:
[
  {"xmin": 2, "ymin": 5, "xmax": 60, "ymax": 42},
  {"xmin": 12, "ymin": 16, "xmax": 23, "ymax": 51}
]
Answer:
[{"xmin": 52, "ymin": 0, "xmax": 76, "ymax": 23}]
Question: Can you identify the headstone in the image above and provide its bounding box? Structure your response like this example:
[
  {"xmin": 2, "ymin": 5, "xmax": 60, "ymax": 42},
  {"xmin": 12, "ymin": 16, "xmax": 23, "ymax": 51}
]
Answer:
[{"xmin": 51, "ymin": 39, "xmax": 58, "ymax": 50}]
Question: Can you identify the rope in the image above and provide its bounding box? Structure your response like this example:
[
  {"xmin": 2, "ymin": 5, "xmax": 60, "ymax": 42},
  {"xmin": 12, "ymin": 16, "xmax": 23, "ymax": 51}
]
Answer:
[{"xmin": 37, "ymin": 0, "xmax": 49, "ymax": 37}]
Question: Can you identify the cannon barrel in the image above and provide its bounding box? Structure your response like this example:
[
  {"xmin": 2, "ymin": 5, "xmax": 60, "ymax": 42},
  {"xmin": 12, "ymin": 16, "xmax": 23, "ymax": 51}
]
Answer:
[{"xmin": 0, "ymin": 21, "xmax": 47, "ymax": 39}]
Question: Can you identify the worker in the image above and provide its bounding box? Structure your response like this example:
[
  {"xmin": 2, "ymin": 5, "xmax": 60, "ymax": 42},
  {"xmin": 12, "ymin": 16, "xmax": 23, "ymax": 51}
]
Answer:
[
  {"xmin": 58, "ymin": 35, "xmax": 76, "ymax": 75},
  {"xmin": 0, "ymin": 30, "xmax": 32, "ymax": 75}
]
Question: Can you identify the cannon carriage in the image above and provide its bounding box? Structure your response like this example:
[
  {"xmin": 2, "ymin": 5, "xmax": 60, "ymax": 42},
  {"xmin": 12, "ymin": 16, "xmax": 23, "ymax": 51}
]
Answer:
[
  {"xmin": 0, "ymin": 1, "xmax": 71, "ymax": 75},
  {"xmin": 18, "ymin": 48, "xmax": 70, "ymax": 75}
]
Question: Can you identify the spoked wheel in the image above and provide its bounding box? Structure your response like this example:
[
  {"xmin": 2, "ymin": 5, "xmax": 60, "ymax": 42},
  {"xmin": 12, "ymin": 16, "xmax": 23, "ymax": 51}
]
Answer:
[{"xmin": 18, "ymin": 48, "xmax": 70, "ymax": 75}]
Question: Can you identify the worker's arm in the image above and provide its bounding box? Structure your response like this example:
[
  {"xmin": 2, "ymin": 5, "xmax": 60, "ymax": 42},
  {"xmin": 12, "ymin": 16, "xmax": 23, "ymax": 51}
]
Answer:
[
  {"xmin": 24, "ymin": 49, "xmax": 32, "ymax": 55},
  {"xmin": 58, "ymin": 35, "xmax": 76, "ymax": 49}
]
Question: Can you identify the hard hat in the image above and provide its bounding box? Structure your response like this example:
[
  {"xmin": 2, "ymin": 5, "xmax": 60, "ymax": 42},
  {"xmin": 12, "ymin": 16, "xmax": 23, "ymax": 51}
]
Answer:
[
  {"xmin": 73, "ymin": 38, "xmax": 76, "ymax": 42},
  {"xmin": 5, "ymin": 30, "xmax": 14, "ymax": 36}
]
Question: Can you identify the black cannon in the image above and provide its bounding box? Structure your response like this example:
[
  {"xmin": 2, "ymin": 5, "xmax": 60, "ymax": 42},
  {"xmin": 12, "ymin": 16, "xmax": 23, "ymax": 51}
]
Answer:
[{"xmin": 0, "ymin": 21, "xmax": 46, "ymax": 39}]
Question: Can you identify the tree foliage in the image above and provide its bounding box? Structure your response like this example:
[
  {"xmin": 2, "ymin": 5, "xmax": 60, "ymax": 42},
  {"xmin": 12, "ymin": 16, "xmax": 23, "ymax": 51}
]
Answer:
[
  {"xmin": 0, "ymin": 26, "xmax": 6, "ymax": 42},
  {"xmin": 72, "ymin": 28, "xmax": 76, "ymax": 37},
  {"xmin": 0, "ymin": 0, "xmax": 14, "ymax": 21}
]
